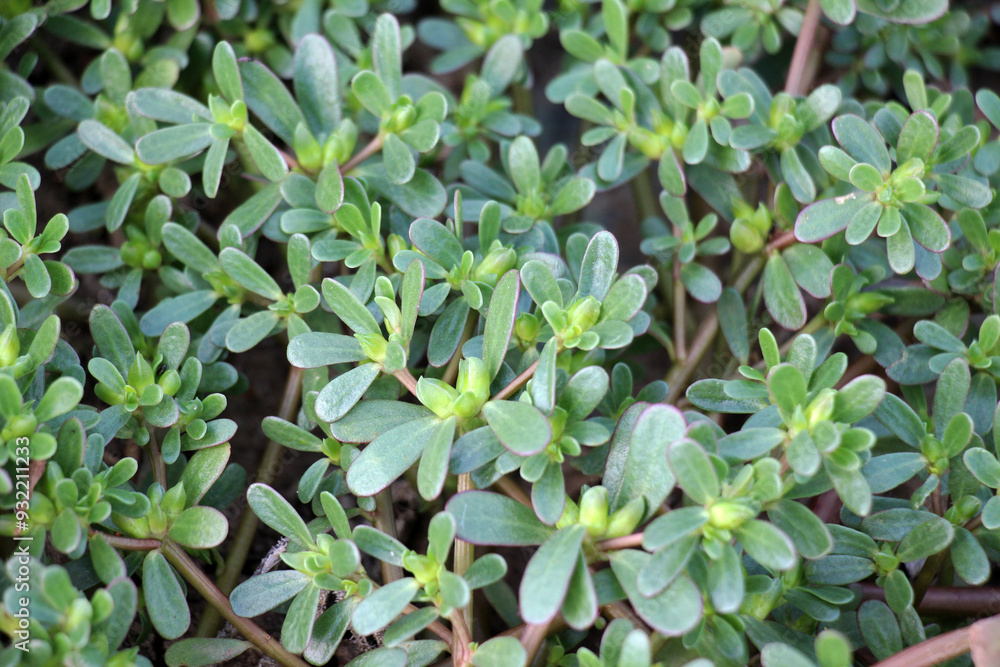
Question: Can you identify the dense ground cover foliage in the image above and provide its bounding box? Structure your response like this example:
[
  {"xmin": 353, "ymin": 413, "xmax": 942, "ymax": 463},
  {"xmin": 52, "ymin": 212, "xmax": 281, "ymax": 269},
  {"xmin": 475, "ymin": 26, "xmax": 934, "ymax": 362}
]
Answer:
[{"xmin": 2, "ymin": 0, "xmax": 1000, "ymax": 666}]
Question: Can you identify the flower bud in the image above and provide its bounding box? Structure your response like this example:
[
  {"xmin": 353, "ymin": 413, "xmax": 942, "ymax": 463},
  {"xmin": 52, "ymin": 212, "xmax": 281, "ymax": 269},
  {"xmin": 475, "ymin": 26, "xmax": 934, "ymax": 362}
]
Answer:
[
  {"xmin": 245, "ymin": 28, "xmax": 275, "ymax": 54},
  {"xmin": 3, "ymin": 414, "xmax": 37, "ymax": 441},
  {"xmin": 730, "ymin": 219, "xmax": 764, "ymax": 253},
  {"xmin": 515, "ymin": 312, "xmax": 540, "ymax": 343},
  {"xmin": 474, "ymin": 246, "xmax": 517, "ymax": 283},
  {"xmin": 566, "ymin": 296, "xmax": 600, "ymax": 332},
  {"xmin": 455, "ymin": 358, "xmax": 489, "ymax": 415},
  {"xmin": 387, "ymin": 234, "xmax": 408, "ymax": 259},
  {"xmin": 709, "ymin": 500, "xmax": 757, "ymax": 530},
  {"xmin": 416, "ymin": 377, "xmax": 459, "ymax": 419},
  {"xmin": 111, "ymin": 513, "xmax": 149, "ymax": 539},
  {"xmin": 0, "ymin": 323, "xmax": 20, "ymax": 367},
  {"xmin": 604, "ymin": 497, "xmax": 645, "ymax": 538},
  {"xmin": 294, "ymin": 124, "xmax": 322, "ymax": 172},
  {"xmin": 556, "ymin": 494, "xmax": 580, "ymax": 529},
  {"xmin": 629, "ymin": 127, "xmax": 666, "ymax": 159},
  {"xmin": 806, "ymin": 388, "xmax": 836, "ymax": 427},
  {"xmin": 579, "ymin": 486, "xmax": 609, "ymax": 537},
  {"xmin": 355, "ymin": 333, "xmax": 388, "ymax": 363},
  {"xmin": 388, "ymin": 104, "xmax": 416, "ymax": 133}
]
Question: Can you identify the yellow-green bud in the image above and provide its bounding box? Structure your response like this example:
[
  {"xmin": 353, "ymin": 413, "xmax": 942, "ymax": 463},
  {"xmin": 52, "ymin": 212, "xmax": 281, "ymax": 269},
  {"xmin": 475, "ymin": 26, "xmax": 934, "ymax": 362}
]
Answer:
[
  {"xmin": 0, "ymin": 323, "xmax": 20, "ymax": 366},
  {"xmin": 709, "ymin": 500, "xmax": 757, "ymax": 530},
  {"xmin": 416, "ymin": 377, "xmax": 459, "ymax": 419},
  {"xmin": 806, "ymin": 388, "xmax": 836, "ymax": 427},
  {"xmin": 579, "ymin": 486, "xmax": 609, "ymax": 537},
  {"xmin": 294, "ymin": 125, "xmax": 322, "ymax": 172},
  {"xmin": 515, "ymin": 312, "xmax": 540, "ymax": 343},
  {"xmin": 111, "ymin": 513, "xmax": 149, "ymax": 539},
  {"xmin": 474, "ymin": 247, "xmax": 517, "ymax": 283},
  {"xmin": 388, "ymin": 104, "xmax": 416, "ymax": 133},
  {"xmin": 3, "ymin": 414, "xmax": 37, "ymax": 441},
  {"xmin": 387, "ymin": 234, "xmax": 407, "ymax": 259},
  {"xmin": 566, "ymin": 296, "xmax": 601, "ymax": 332},
  {"xmin": 245, "ymin": 28, "xmax": 275, "ymax": 54},
  {"xmin": 355, "ymin": 333, "xmax": 388, "ymax": 363},
  {"xmin": 730, "ymin": 220, "xmax": 764, "ymax": 253},
  {"xmin": 556, "ymin": 494, "xmax": 580, "ymax": 529},
  {"xmin": 604, "ymin": 497, "xmax": 645, "ymax": 539},
  {"xmin": 455, "ymin": 357, "xmax": 489, "ymax": 415},
  {"xmin": 629, "ymin": 127, "xmax": 666, "ymax": 159}
]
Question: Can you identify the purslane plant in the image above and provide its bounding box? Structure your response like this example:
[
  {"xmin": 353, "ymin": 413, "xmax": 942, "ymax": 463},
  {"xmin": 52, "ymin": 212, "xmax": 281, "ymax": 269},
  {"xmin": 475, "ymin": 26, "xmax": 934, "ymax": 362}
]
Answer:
[{"xmin": 3, "ymin": 1, "xmax": 1000, "ymax": 667}]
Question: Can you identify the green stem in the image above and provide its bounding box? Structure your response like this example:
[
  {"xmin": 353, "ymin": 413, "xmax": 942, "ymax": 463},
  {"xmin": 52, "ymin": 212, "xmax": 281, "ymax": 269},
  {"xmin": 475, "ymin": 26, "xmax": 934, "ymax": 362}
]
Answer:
[
  {"xmin": 664, "ymin": 255, "xmax": 766, "ymax": 404},
  {"xmin": 630, "ymin": 168, "xmax": 658, "ymax": 222},
  {"xmin": 89, "ymin": 530, "xmax": 161, "ymax": 551},
  {"xmin": 374, "ymin": 487, "xmax": 404, "ymax": 583},
  {"xmin": 785, "ymin": 0, "xmax": 823, "ymax": 96},
  {"xmin": 393, "ymin": 367, "xmax": 420, "ymax": 396},
  {"xmin": 143, "ymin": 422, "xmax": 168, "ymax": 489},
  {"xmin": 341, "ymin": 135, "xmax": 384, "ymax": 174},
  {"xmin": 163, "ymin": 541, "xmax": 310, "ymax": 667},
  {"xmin": 673, "ymin": 260, "xmax": 687, "ymax": 363},
  {"xmin": 492, "ymin": 360, "xmax": 539, "ymax": 401},
  {"xmin": 454, "ymin": 473, "xmax": 475, "ymax": 632},
  {"xmin": 196, "ymin": 366, "xmax": 304, "ymax": 638}
]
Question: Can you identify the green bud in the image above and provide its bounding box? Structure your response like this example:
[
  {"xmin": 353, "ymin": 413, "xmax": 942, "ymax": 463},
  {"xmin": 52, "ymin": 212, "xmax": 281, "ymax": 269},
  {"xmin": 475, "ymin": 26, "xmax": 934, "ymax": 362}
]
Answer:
[
  {"xmin": 604, "ymin": 496, "xmax": 645, "ymax": 538},
  {"xmin": 3, "ymin": 414, "xmax": 37, "ymax": 441},
  {"xmin": 0, "ymin": 323, "xmax": 20, "ymax": 366},
  {"xmin": 142, "ymin": 249, "xmax": 162, "ymax": 270},
  {"xmin": 355, "ymin": 333, "xmax": 388, "ymax": 363},
  {"xmin": 245, "ymin": 28, "xmax": 275, "ymax": 54},
  {"xmin": 806, "ymin": 389, "xmax": 836, "ymax": 427},
  {"xmin": 455, "ymin": 357, "xmax": 489, "ymax": 415},
  {"xmin": 845, "ymin": 292, "xmax": 895, "ymax": 316},
  {"xmin": 566, "ymin": 296, "xmax": 601, "ymax": 332},
  {"xmin": 515, "ymin": 312, "xmax": 540, "ymax": 343},
  {"xmin": 387, "ymin": 233, "xmax": 407, "ymax": 258},
  {"xmin": 404, "ymin": 552, "xmax": 440, "ymax": 586},
  {"xmin": 709, "ymin": 500, "xmax": 757, "ymax": 530},
  {"xmin": 294, "ymin": 124, "xmax": 322, "ymax": 172},
  {"xmin": 474, "ymin": 246, "xmax": 517, "ymax": 283},
  {"xmin": 111, "ymin": 513, "xmax": 149, "ymax": 539},
  {"xmin": 388, "ymin": 104, "xmax": 416, "ymax": 133},
  {"xmin": 894, "ymin": 157, "xmax": 925, "ymax": 180},
  {"xmin": 579, "ymin": 486, "xmax": 609, "ymax": 537},
  {"xmin": 946, "ymin": 495, "xmax": 981, "ymax": 524},
  {"xmin": 730, "ymin": 219, "xmax": 764, "ymax": 253},
  {"xmin": 161, "ymin": 484, "xmax": 186, "ymax": 518},
  {"xmin": 740, "ymin": 576, "xmax": 783, "ymax": 620},
  {"xmin": 556, "ymin": 494, "xmax": 580, "ymax": 529},
  {"xmin": 416, "ymin": 378, "xmax": 459, "ymax": 419},
  {"xmin": 920, "ymin": 434, "xmax": 943, "ymax": 462},
  {"xmin": 629, "ymin": 127, "xmax": 667, "ymax": 159}
]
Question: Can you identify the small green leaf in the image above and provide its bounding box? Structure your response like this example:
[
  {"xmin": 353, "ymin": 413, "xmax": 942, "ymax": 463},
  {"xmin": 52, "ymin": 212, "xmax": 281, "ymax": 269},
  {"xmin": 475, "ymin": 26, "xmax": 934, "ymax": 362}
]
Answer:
[
  {"xmin": 352, "ymin": 578, "xmax": 420, "ymax": 636},
  {"xmin": 483, "ymin": 400, "xmax": 551, "ymax": 456},
  {"xmin": 247, "ymin": 483, "xmax": 315, "ymax": 548},
  {"xmin": 482, "ymin": 270, "xmax": 519, "ymax": 381},
  {"xmin": 143, "ymin": 551, "xmax": 190, "ymax": 640},
  {"xmin": 519, "ymin": 525, "xmax": 586, "ymax": 624},
  {"xmin": 448, "ymin": 491, "xmax": 555, "ymax": 546}
]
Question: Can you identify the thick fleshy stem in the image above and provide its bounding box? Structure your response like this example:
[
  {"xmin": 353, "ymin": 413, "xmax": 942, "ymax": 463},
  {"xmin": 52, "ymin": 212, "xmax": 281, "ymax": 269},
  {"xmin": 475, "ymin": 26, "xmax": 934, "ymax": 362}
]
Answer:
[
  {"xmin": 163, "ymin": 541, "xmax": 310, "ymax": 667},
  {"xmin": 197, "ymin": 366, "xmax": 304, "ymax": 637}
]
